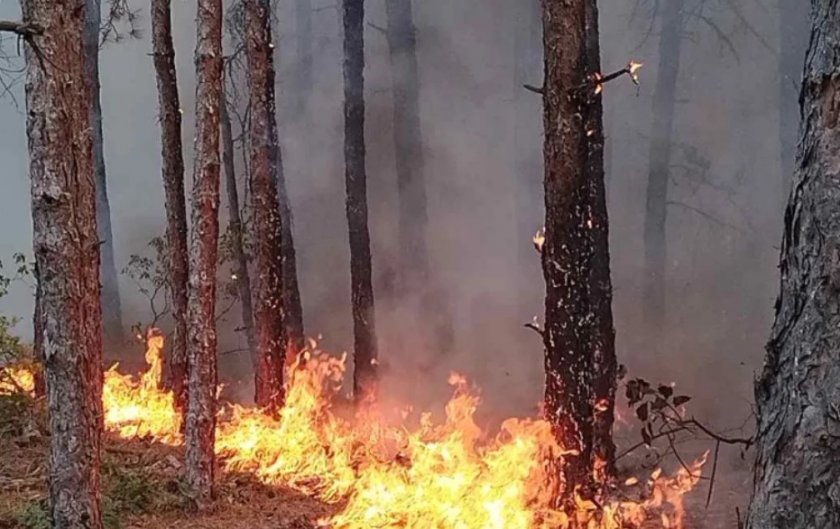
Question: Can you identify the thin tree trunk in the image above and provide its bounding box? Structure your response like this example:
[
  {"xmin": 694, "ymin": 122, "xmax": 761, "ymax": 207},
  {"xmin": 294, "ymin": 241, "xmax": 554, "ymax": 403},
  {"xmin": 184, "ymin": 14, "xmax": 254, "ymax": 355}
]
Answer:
[
  {"xmin": 584, "ymin": 0, "xmax": 617, "ymax": 480},
  {"xmin": 642, "ymin": 0, "xmax": 683, "ymax": 329},
  {"xmin": 384, "ymin": 0, "xmax": 428, "ymax": 292},
  {"xmin": 541, "ymin": 0, "xmax": 612, "ymax": 504},
  {"xmin": 778, "ymin": 0, "xmax": 809, "ymax": 196},
  {"xmin": 186, "ymin": 0, "xmax": 223, "ymax": 507},
  {"xmin": 277, "ymin": 171, "xmax": 305, "ymax": 357},
  {"xmin": 746, "ymin": 3, "xmax": 840, "ymax": 527},
  {"xmin": 22, "ymin": 0, "xmax": 104, "ymax": 526},
  {"xmin": 221, "ymin": 96, "xmax": 257, "ymax": 369},
  {"xmin": 343, "ymin": 0, "xmax": 378, "ymax": 400},
  {"xmin": 246, "ymin": 0, "xmax": 288, "ymax": 410},
  {"xmin": 151, "ymin": 0, "xmax": 189, "ymax": 412},
  {"xmin": 385, "ymin": 0, "xmax": 454, "ymax": 355},
  {"xmin": 85, "ymin": 0, "xmax": 124, "ymax": 345}
]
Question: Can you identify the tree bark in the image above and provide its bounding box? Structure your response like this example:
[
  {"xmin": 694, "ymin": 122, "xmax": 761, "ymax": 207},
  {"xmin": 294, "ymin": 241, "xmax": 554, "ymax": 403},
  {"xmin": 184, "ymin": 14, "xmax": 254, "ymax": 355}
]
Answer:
[
  {"xmin": 85, "ymin": 0, "xmax": 124, "ymax": 346},
  {"xmin": 186, "ymin": 0, "xmax": 223, "ymax": 508},
  {"xmin": 221, "ymin": 96, "xmax": 257, "ymax": 369},
  {"xmin": 151, "ymin": 0, "xmax": 189, "ymax": 413},
  {"xmin": 642, "ymin": 0, "xmax": 683, "ymax": 329},
  {"xmin": 746, "ymin": 3, "xmax": 840, "ymax": 527},
  {"xmin": 277, "ymin": 169, "xmax": 305, "ymax": 357},
  {"xmin": 541, "ymin": 0, "xmax": 614, "ymax": 504},
  {"xmin": 245, "ymin": 0, "xmax": 289, "ymax": 410},
  {"xmin": 22, "ymin": 1, "xmax": 104, "ymax": 526},
  {"xmin": 778, "ymin": 0, "xmax": 809, "ymax": 195},
  {"xmin": 343, "ymin": 0, "xmax": 379, "ymax": 400},
  {"xmin": 583, "ymin": 0, "xmax": 617, "ymax": 480}
]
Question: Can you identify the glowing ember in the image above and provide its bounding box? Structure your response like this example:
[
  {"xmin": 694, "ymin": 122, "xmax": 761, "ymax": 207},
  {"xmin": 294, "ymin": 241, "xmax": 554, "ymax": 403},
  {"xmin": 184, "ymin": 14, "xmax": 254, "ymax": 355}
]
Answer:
[
  {"xmin": 5, "ymin": 336, "xmax": 705, "ymax": 528},
  {"xmin": 628, "ymin": 61, "xmax": 644, "ymax": 84}
]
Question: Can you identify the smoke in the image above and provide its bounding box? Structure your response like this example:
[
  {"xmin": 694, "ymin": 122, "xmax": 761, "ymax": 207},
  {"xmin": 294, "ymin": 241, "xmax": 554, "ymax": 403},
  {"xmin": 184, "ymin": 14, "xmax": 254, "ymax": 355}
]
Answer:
[{"xmin": 0, "ymin": 0, "xmax": 801, "ymax": 447}]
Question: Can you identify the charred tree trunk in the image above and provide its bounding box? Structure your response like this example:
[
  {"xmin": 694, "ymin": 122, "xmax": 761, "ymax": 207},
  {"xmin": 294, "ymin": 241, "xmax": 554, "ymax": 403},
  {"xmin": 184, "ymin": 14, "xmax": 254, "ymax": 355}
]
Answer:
[
  {"xmin": 245, "ymin": 0, "xmax": 289, "ymax": 410},
  {"xmin": 778, "ymin": 0, "xmax": 809, "ymax": 195},
  {"xmin": 85, "ymin": 0, "xmax": 124, "ymax": 345},
  {"xmin": 151, "ymin": 0, "xmax": 189, "ymax": 412},
  {"xmin": 642, "ymin": 0, "xmax": 683, "ymax": 329},
  {"xmin": 277, "ymin": 171, "xmax": 305, "ymax": 357},
  {"xmin": 186, "ymin": 0, "xmax": 223, "ymax": 507},
  {"xmin": 746, "ymin": 4, "xmax": 840, "ymax": 527},
  {"xmin": 583, "ymin": 0, "xmax": 617, "ymax": 479},
  {"xmin": 343, "ymin": 0, "xmax": 378, "ymax": 400},
  {"xmin": 541, "ymin": 0, "xmax": 614, "ymax": 503},
  {"xmin": 22, "ymin": 1, "xmax": 104, "ymax": 526},
  {"xmin": 221, "ymin": 96, "xmax": 257, "ymax": 368}
]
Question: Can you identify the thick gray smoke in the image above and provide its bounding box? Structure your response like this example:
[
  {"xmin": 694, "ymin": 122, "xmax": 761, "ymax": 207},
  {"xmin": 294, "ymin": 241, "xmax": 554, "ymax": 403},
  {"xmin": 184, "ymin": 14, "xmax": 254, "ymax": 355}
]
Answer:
[{"xmin": 0, "ymin": 0, "xmax": 798, "ymax": 467}]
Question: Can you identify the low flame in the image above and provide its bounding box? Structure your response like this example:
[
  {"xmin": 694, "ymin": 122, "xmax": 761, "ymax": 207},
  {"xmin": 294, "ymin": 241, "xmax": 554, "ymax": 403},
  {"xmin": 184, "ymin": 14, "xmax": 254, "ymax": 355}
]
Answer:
[
  {"xmin": 1, "ymin": 336, "xmax": 704, "ymax": 528},
  {"xmin": 0, "ymin": 365, "xmax": 35, "ymax": 395}
]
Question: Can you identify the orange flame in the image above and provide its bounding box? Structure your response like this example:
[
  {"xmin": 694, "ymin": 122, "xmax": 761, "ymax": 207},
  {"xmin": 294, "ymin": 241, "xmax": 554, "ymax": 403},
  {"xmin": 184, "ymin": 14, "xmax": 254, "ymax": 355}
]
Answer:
[
  {"xmin": 3, "ymin": 336, "xmax": 704, "ymax": 528},
  {"xmin": 0, "ymin": 365, "xmax": 35, "ymax": 395}
]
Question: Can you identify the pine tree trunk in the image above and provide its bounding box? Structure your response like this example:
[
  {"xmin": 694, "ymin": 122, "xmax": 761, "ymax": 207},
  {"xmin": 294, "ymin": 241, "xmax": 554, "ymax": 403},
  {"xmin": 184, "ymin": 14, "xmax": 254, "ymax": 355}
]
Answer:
[
  {"xmin": 541, "ymin": 0, "xmax": 613, "ymax": 503},
  {"xmin": 85, "ymin": 0, "xmax": 124, "ymax": 345},
  {"xmin": 384, "ymin": 0, "xmax": 428, "ymax": 292},
  {"xmin": 746, "ymin": 3, "xmax": 840, "ymax": 527},
  {"xmin": 277, "ymin": 172, "xmax": 305, "ymax": 356},
  {"xmin": 151, "ymin": 0, "xmax": 189, "ymax": 412},
  {"xmin": 583, "ymin": 0, "xmax": 616, "ymax": 479},
  {"xmin": 643, "ymin": 0, "xmax": 683, "ymax": 329},
  {"xmin": 385, "ymin": 0, "xmax": 454, "ymax": 355},
  {"xmin": 343, "ymin": 0, "xmax": 379, "ymax": 400},
  {"xmin": 245, "ymin": 0, "xmax": 289, "ymax": 410},
  {"xmin": 778, "ymin": 0, "xmax": 809, "ymax": 195},
  {"xmin": 221, "ymin": 97, "xmax": 257, "ymax": 368},
  {"xmin": 22, "ymin": 1, "xmax": 104, "ymax": 526},
  {"xmin": 186, "ymin": 0, "xmax": 223, "ymax": 507}
]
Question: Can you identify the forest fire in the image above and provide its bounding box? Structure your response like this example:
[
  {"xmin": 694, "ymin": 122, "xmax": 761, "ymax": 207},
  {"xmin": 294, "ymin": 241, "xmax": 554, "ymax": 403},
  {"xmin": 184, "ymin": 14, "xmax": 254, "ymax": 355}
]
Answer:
[{"xmin": 2, "ymin": 339, "xmax": 704, "ymax": 529}]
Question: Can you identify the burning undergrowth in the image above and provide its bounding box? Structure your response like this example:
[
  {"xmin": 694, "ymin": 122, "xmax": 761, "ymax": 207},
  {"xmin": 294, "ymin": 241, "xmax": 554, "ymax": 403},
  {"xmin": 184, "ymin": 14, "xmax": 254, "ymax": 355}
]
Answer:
[{"xmin": 1, "ymin": 338, "xmax": 705, "ymax": 529}]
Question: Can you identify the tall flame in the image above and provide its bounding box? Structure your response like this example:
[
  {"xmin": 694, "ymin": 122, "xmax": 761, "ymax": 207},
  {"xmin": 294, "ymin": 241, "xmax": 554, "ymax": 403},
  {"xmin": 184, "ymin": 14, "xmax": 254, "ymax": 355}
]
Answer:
[{"xmin": 1, "ymin": 336, "xmax": 704, "ymax": 528}]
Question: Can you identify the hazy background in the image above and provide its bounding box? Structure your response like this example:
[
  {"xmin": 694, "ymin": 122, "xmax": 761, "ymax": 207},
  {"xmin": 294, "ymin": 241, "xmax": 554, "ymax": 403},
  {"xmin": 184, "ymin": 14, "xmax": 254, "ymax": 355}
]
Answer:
[{"xmin": 0, "ymin": 0, "xmax": 801, "ymax": 449}]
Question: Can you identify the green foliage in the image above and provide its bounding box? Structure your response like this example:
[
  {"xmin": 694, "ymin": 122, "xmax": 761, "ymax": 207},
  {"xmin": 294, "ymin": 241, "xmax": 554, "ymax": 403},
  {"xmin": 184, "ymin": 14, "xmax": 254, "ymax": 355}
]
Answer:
[
  {"xmin": 15, "ymin": 500, "xmax": 49, "ymax": 529},
  {"xmin": 0, "ymin": 392, "xmax": 38, "ymax": 438},
  {"xmin": 0, "ymin": 253, "xmax": 33, "ymax": 364}
]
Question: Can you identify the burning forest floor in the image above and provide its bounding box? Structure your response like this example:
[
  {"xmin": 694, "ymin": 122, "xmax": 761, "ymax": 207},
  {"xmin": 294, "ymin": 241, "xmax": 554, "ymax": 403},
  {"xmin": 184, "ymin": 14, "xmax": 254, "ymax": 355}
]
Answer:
[{"xmin": 0, "ymin": 342, "xmax": 749, "ymax": 529}]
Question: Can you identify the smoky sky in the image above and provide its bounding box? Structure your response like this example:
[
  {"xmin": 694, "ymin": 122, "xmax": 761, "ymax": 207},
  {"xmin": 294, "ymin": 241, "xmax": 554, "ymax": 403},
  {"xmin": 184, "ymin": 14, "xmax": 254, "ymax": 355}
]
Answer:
[{"xmin": 0, "ymin": 0, "xmax": 801, "ymax": 428}]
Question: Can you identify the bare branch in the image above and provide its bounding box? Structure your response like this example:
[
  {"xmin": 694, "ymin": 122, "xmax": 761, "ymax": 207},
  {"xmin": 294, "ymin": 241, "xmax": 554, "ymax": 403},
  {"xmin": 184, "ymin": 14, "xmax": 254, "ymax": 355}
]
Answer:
[{"xmin": 0, "ymin": 21, "xmax": 44, "ymax": 37}]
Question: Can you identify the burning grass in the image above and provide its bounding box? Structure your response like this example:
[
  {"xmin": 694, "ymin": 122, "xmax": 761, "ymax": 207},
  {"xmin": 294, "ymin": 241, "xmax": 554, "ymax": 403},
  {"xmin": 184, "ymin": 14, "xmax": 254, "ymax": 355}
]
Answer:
[{"xmin": 0, "ymin": 339, "xmax": 706, "ymax": 529}]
